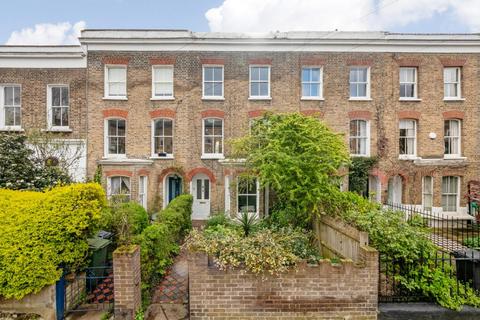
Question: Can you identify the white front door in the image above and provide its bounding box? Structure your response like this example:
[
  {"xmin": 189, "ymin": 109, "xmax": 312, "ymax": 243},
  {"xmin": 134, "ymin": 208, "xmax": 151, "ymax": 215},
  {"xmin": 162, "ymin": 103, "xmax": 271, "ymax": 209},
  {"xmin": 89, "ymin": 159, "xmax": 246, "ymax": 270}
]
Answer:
[{"xmin": 191, "ymin": 173, "xmax": 211, "ymax": 220}]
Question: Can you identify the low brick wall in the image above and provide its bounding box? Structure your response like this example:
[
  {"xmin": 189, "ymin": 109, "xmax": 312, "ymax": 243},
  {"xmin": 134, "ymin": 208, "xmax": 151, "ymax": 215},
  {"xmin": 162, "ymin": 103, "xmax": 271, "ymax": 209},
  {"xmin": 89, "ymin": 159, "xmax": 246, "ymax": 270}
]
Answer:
[
  {"xmin": 0, "ymin": 285, "xmax": 56, "ymax": 320},
  {"xmin": 113, "ymin": 245, "xmax": 141, "ymax": 320},
  {"xmin": 189, "ymin": 248, "xmax": 379, "ymax": 320}
]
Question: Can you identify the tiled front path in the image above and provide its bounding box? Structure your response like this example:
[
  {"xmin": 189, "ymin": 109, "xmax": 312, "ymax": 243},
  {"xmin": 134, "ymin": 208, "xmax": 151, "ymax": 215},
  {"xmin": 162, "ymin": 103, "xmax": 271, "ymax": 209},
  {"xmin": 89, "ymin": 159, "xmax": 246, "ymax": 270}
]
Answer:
[{"xmin": 146, "ymin": 250, "xmax": 189, "ymax": 320}]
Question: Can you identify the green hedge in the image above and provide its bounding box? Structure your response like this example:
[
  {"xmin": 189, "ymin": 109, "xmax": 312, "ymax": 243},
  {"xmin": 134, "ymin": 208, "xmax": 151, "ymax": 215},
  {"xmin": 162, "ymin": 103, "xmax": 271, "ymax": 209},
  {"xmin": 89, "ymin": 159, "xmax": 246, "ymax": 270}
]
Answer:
[
  {"xmin": 99, "ymin": 202, "xmax": 149, "ymax": 245},
  {"xmin": 0, "ymin": 183, "xmax": 106, "ymax": 299},
  {"xmin": 136, "ymin": 194, "xmax": 193, "ymax": 303}
]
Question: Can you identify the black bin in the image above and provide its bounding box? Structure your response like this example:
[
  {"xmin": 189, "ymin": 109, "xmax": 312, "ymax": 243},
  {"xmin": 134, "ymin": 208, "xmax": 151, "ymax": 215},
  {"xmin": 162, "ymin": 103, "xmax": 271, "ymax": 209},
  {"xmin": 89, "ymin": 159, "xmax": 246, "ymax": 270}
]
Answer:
[{"xmin": 452, "ymin": 249, "xmax": 480, "ymax": 290}]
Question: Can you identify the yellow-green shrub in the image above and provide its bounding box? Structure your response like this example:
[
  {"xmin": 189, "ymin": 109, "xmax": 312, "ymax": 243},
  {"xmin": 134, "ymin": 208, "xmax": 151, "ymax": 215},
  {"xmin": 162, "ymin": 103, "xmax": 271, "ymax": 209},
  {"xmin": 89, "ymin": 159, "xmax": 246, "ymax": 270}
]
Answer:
[{"xmin": 0, "ymin": 183, "xmax": 106, "ymax": 299}]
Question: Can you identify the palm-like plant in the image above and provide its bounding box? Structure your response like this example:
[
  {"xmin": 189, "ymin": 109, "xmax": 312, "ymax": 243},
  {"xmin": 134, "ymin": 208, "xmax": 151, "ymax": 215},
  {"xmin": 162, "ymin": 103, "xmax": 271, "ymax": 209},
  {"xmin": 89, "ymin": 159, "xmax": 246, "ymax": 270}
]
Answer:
[{"xmin": 236, "ymin": 211, "xmax": 258, "ymax": 237}]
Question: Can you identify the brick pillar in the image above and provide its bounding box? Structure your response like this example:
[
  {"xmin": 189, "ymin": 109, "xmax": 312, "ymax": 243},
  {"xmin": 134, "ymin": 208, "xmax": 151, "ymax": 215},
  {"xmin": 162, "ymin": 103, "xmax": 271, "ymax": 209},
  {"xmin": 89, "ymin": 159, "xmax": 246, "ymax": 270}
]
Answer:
[{"xmin": 113, "ymin": 245, "xmax": 141, "ymax": 320}]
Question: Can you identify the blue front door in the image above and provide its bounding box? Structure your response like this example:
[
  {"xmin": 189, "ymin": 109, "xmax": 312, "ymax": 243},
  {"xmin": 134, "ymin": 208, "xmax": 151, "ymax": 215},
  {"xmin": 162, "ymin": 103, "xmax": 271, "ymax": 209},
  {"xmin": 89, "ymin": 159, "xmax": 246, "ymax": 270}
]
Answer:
[{"xmin": 168, "ymin": 176, "xmax": 182, "ymax": 203}]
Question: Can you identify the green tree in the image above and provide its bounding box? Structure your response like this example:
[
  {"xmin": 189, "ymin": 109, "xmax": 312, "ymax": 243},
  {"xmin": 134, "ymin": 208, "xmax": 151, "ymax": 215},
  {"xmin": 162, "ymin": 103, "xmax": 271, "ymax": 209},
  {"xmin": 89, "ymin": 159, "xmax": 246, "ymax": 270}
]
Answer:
[
  {"xmin": 0, "ymin": 133, "xmax": 71, "ymax": 190},
  {"xmin": 232, "ymin": 113, "xmax": 350, "ymax": 227}
]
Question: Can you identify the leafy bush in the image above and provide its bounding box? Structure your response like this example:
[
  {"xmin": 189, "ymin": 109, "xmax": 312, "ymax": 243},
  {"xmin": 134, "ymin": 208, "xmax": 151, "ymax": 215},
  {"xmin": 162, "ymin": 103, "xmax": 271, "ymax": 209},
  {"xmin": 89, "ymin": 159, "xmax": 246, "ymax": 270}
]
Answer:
[
  {"xmin": 205, "ymin": 213, "xmax": 235, "ymax": 229},
  {"xmin": 156, "ymin": 194, "xmax": 193, "ymax": 237},
  {"xmin": 231, "ymin": 113, "xmax": 350, "ymax": 228},
  {"xmin": 322, "ymin": 189, "xmax": 480, "ymax": 310},
  {"xmin": 0, "ymin": 133, "xmax": 71, "ymax": 190},
  {"xmin": 463, "ymin": 237, "xmax": 480, "ymax": 249},
  {"xmin": 185, "ymin": 225, "xmax": 319, "ymax": 275},
  {"xmin": 0, "ymin": 183, "xmax": 106, "ymax": 299},
  {"xmin": 348, "ymin": 157, "xmax": 377, "ymax": 196},
  {"xmin": 100, "ymin": 202, "xmax": 149, "ymax": 245},
  {"xmin": 136, "ymin": 194, "xmax": 193, "ymax": 304}
]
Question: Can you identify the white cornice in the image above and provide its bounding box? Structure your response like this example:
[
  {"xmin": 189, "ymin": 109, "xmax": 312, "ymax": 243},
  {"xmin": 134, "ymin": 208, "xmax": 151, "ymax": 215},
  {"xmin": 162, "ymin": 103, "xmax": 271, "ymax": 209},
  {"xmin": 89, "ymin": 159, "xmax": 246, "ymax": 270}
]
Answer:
[
  {"xmin": 79, "ymin": 30, "xmax": 480, "ymax": 53},
  {"xmin": 0, "ymin": 46, "xmax": 86, "ymax": 68}
]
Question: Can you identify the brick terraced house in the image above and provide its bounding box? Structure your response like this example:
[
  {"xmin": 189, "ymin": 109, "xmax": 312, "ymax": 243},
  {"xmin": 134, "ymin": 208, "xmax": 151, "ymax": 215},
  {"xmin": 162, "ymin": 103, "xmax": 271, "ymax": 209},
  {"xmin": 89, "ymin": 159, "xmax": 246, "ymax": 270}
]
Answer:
[{"xmin": 1, "ymin": 30, "xmax": 480, "ymax": 221}]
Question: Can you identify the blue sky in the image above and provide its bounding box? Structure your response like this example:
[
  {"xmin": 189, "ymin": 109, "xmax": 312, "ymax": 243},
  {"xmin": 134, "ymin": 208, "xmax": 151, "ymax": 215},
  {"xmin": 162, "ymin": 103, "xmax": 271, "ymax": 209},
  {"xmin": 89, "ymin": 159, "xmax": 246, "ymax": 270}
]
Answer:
[{"xmin": 2, "ymin": 0, "xmax": 479, "ymax": 45}]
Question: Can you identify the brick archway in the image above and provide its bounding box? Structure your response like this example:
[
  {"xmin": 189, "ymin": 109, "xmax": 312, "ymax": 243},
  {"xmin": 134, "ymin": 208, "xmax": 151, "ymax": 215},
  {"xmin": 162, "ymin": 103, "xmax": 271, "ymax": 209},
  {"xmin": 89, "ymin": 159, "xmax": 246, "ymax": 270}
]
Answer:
[{"xmin": 186, "ymin": 167, "xmax": 216, "ymax": 183}]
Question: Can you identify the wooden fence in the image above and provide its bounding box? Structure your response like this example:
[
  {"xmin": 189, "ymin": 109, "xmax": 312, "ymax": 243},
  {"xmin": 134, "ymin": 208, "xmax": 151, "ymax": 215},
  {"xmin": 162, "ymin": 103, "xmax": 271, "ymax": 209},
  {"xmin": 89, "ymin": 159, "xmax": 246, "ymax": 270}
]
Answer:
[{"xmin": 314, "ymin": 214, "xmax": 369, "ymax": 263}]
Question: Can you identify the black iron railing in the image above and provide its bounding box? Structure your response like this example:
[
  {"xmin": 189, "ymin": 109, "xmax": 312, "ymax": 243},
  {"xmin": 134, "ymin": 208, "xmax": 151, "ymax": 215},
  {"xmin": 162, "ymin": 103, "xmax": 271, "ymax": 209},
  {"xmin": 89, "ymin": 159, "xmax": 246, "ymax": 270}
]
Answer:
[{"xmin": 379, "ymin": 203, "xmax": 480, "ymax": 302}]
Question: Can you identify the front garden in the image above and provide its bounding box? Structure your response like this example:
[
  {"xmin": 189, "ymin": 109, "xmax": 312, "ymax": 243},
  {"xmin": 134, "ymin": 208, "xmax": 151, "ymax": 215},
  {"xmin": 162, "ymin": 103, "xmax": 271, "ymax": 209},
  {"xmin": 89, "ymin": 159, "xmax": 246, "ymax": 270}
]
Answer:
[{"xmin": 186, "ymin": 112, "xmax": 480, "ymax": 312}]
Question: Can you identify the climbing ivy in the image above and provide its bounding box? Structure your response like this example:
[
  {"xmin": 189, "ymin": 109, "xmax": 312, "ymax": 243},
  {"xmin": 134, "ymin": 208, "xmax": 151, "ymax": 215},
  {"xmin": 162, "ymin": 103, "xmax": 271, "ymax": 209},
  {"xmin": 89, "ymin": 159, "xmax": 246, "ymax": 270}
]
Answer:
[{"xmin": 348, "ymin": 157, "xmax": 377, "ymax": 196}]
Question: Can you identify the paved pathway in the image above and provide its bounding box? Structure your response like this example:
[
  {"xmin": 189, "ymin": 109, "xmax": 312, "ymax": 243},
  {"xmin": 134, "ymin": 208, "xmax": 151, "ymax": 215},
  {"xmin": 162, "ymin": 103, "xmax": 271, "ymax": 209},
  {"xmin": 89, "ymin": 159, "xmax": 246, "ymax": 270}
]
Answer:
[
  {"xmin": 146, "ymin": 250, "xmax": 189, "ymax": 320},
  {"xmin": 427, "ymin": 233, "xmax": 468, "ymax": 253}
]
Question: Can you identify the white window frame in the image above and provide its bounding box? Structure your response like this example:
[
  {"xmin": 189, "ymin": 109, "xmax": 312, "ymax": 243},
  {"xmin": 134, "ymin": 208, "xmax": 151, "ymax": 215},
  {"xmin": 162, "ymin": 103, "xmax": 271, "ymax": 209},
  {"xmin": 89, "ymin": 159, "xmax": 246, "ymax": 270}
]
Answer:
[
  {"xmin": 104, "ymin": 65, "xmax": 127, "ymax": 100},
  {"xmin": 301, "ymin": 66, "xmax": 323, "ymax": 100},
  {"xmin": 47, "ymin": 84, "xmax": 70, "ymax": 131},
  {"xmin": 202, "ymin": 65, "xmax": 224, "ymax": 100},
  {"xmin": 0, "ymin": 84, "xmax": 22, "ymax": 130},
  {"xmin": 422, "ymin": 176, "xmax": 433, "ymax": 211},
  {"xmin": 349, "ymin": 67, "xmax": 371, "ymax": 100},
  {"xmin": 107, "ymin": 176, "xmax": 131, "ymax": 201},
  {"xmin": 399, "ymin": 119, "xmax": 417, "ymax": 159},
  {"xmin": 237, "ymin": 176, "xmax": 260, "ymax": 216},
  {"xmin": 441, "ymin": 176, "xmax": 460, "ymax": 213},
  {"xmin": 444, "ymin": 119, "xmax": 461, "ymax": 159},
  {"xmin": 399, "ymin": 67, "xmax": 418, "ymax": 100},
  {"xmin": 104, "ymin": 118, "xmax": 127, "ymax": 158},
  {"xmin": 138, "ymin": 176, "xmax": 148, "ymax": 210},
  {"xmin": 443, "ymin": 67, "xmax": 462, "ymax": 100},
  {"xmin": 151, "ymin": 65, "xmax": 174, "ymax": 100},
  {"xmin": 151, "ymin": 118, "xmax": 174, "ymax": 159},
  {"xmin": 349, "ymin": 119, "xmax": 370, "ymax": 157},
  {"xmin": 201, "ymin": 117, "xmax": 224, "ymax": 159},
  {"xmin": 249, "ymin": 65, "xmax": 271, "ymax": 100}
]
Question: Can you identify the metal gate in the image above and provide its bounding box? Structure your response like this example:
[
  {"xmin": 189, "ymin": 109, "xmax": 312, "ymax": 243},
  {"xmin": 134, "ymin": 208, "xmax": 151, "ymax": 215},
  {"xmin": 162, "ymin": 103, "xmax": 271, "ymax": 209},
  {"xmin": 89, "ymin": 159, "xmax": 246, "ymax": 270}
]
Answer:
[{"xmin": 56, "ymin": 266, "xmax": 114, "ymax": 319}]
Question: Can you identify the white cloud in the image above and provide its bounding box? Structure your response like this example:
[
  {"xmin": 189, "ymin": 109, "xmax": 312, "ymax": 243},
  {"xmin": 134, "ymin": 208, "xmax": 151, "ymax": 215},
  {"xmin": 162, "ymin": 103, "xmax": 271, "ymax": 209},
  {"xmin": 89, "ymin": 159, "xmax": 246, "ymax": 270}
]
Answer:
[
  {"xmin": 205, "ymin": 0, "xmax": 480, "ymax": 32},
  {"xmin": 6, "ymin": 21, "xmax": 86, "ymax": 45}
]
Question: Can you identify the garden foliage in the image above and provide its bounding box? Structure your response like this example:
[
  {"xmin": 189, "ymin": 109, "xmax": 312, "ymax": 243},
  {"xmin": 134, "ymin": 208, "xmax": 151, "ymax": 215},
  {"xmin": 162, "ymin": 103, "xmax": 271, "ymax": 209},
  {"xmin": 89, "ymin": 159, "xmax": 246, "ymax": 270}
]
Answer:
[
  {"xmin": 99, "ymin": 202, "xmax": 149, "ymax": 245},
  {"xmin": 135, "ymin": 194, "xmax": 193, "ymax": 302},
  {"xmin": 0, "ymin": 133, "xmax": 71, "ymax": 190},
  {"xmin": 185, "ymin": 216, "xmax": 320, "ymax": 275},
  {"xmin": 231, "ymin": 112, "xmax": 349, "ymax": 227},
  {"xmin": 0, "ymin": 183, "xmax": 106, "ymax": 299},
  {"xmin": 320, "ymin": 190, "xmax": 480, "ymax": 310}
]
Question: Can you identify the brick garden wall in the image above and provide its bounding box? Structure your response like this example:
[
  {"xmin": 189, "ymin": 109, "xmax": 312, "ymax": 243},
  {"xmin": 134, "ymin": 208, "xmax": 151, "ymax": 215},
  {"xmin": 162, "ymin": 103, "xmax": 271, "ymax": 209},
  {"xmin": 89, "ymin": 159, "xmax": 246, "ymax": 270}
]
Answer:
[
  {"xmin": 113, "ymin": 245, "xmax": 141, "ymax": 320},
  {"xmin": 188, "ymin": 249, "xmax": 379, "ymax": 320}
]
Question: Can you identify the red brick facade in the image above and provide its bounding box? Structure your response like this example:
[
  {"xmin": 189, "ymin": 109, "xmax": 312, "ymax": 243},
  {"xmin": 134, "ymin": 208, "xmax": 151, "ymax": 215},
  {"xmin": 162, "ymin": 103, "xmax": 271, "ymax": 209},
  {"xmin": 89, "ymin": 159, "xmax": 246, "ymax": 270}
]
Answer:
[{"xmin": 2, "ymin": 31, "xmax": 479, "ymax": 218}]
